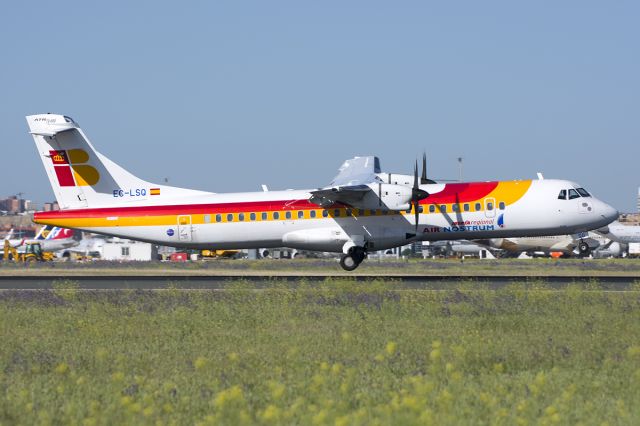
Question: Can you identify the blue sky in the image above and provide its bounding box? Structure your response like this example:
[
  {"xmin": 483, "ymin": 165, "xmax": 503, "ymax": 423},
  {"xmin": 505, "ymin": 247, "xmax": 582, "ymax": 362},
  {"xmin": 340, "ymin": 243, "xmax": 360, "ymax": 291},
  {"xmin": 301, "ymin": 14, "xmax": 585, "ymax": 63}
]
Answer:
[{"xmin": 2, "ymin": 1, "xmax": 639, "ymax": 211}]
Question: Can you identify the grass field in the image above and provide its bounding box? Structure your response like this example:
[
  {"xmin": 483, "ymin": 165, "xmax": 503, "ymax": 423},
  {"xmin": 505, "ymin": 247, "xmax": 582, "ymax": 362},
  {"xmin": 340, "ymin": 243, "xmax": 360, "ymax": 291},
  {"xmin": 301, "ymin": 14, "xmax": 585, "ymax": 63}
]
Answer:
[{"xmin": 2, "ymin": 280, "xmax": 640, "ymax": 425}]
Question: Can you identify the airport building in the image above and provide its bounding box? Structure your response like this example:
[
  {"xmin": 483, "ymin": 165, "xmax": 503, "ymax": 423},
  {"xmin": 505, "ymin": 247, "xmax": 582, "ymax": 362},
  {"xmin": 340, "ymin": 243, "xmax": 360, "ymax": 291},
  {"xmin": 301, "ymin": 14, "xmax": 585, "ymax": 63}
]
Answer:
[{"xmin": 102, "ymin": 238, "xmax": 157, "ymax": 262}]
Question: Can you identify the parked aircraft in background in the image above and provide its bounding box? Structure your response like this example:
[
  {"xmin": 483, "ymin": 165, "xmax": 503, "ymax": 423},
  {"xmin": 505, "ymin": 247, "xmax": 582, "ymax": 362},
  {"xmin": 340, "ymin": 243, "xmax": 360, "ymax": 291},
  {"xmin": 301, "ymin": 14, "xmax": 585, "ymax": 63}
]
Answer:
[
  {"xmin": 474, "ymin": 234, "xmax": 601, "ymax": 257},
  {"xmin": 6, "ymin": 225, "xmax": 78, "ymax": 252},
  {"xmin": 596, "ymin": 221, "xmax": 640, "ymax": 244},
  {"xmin": 26, "ymin": 114, "xmax": 618, "ymax": 270}
]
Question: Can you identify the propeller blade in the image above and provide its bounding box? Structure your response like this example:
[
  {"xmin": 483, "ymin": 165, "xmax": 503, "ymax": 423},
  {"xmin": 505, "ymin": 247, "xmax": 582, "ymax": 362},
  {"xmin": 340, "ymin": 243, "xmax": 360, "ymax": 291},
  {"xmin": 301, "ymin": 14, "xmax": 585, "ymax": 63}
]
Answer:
[
  {"xmin": 413, "ymin": 160, "xmax": 419, "ymax": 190},
  {"xmin": 420, "ymin": 153, "xmax": 437, "ymax": 184},
  {"xmin": 414, "ymin": 200, "xmax": 419, "ymax": 233}
]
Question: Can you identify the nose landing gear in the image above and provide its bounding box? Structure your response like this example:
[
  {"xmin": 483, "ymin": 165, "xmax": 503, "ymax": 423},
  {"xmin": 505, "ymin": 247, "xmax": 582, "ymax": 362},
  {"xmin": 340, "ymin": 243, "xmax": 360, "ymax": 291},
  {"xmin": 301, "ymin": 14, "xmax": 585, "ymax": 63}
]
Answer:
[{"xmin": 339, "ymin": 246, "xmax": 367, "ymax": 271}]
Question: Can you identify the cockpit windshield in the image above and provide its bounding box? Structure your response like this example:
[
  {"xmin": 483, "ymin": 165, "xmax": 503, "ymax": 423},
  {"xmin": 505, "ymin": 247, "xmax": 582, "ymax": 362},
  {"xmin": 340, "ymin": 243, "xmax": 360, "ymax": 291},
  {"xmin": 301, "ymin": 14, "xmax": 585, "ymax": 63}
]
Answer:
[
  {"xmin": 576, "ymin": 188, "xmax": 591, "ymax": 197},
  {"xmin": 558, "ymin": 187, "xmax": 591, "ymax": 200}
]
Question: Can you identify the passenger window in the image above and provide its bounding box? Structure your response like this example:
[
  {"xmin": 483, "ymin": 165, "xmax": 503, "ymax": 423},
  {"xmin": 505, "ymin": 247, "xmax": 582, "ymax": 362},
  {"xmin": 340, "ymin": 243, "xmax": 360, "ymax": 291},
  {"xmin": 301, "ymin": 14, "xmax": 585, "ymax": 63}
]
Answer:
[
  {"xmin": 285, "ymin": 211, "xmax": 292, "ymax": 219},
  {"xmin": 558, "ymin": 190, "xmax": 567, "ymax": 200},
  {"xmin": 418, "ymin": 206, "xmax": 424, "ymax": 213},
  {"xmin": 227, "ymin": 213, "xmax": 233, "ymax": 222},
  {"xmin": 261, "ymin": 212, "xmax": 268, "ymax": 220},
  {"xmin": 215, "ymin": 214, "xmax": 222, "ymax": 223},
  {"xmin": 382, "ymin": 210, "xmax": 388, "ymax": 215},
  {"xmin": 297, "ymin": 211, "xmax": 304, "ymax": 219},
  {"xmin": 568, "ymin": 189, "xmax": 580, "ymax": 200},
  {"xmin": 273, "ymin": 212, "xmax": 280, "ymax": 220},
  {"xmin": 475, "ymin": 202, "xmax": 481, "ymax": 211},
  {"xmin": 487, "ymin": 202, "xmax": 493, "ymax": 211},
  {"xmin": 370, "ymin": 209, "xmax": 377, "ymax": 216},
  {"xmin": 310, "ymin": 210, "xmax": 316, "ymax": 218},
  {"xmin": 346, "ymin": 209, "xmax": 352, "ymax": 216},
  {"xmin": 429, "ymin": 205, "xmax": 435, "ymax": 213},
  {"xmin": 463, "ymin": 204, "xmax": 470, "ymax": 212},
  {"xmin": 322, "ymin": 210, "xmax": 328, "ymax": 218},
  {"xmin": 452, "ymin": 204, "xmax": 459, "ymax": 212},
  {"xmin": 358, "ymin": 209, "xmax": 365, "ymax": 216},
  {"xmin": 576, "ymin": 188, "xmax": 591, "ymax": 197},
  {"xmin": 334, "ymin": 209, "xmax": 340, "ymax": 217},
  {"xmin": 440, "ymin": 205, "xmax": 447, "ymax": 213},
  {"xmin": 250, "ymin": 213, "xmax": 256, "ymax": 221},
  {"xmin": 499, "ymin": 202, "xmax": 505, "ymax": 210},
  {"xmin": 238, "ymin": 213, "xmax": 245, "ymax": 221}
]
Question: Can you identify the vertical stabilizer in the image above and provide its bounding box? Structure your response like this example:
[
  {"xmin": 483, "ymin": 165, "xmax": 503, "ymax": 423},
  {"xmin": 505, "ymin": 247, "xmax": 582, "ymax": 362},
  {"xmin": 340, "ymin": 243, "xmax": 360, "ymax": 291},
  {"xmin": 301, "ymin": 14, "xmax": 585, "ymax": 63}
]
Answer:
[{"xmin": 26, "ymin": 114, "xmax": 208, "ymax": 210}]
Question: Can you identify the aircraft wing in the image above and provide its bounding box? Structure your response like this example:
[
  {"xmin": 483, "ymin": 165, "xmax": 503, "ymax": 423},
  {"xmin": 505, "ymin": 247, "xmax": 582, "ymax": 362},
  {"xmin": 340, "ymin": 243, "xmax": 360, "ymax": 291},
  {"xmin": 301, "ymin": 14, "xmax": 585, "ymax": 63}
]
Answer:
[{"xmin": 309, "ymin": 156, "xmax": 381, "ymax": 207}]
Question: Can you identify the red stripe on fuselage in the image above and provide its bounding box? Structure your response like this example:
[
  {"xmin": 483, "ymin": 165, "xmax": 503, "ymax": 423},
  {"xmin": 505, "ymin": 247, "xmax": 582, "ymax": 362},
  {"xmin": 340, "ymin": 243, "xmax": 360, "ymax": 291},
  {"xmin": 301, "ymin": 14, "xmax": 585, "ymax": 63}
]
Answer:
[
  {"xmin": 34, "ymin": 182, "xmax": 500, "ymax": 220},
  {"xmin": 424, "ymin": 182, "xmax": 498, "ymax": 204}
]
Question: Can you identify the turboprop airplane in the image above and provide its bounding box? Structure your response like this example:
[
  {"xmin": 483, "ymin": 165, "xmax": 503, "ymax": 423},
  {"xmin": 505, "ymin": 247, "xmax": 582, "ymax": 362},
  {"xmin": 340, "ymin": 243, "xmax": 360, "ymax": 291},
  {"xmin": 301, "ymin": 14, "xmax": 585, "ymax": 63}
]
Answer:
[{"xmin": 26, "ymin": 114, "xmax": 618, "ymax": 270}]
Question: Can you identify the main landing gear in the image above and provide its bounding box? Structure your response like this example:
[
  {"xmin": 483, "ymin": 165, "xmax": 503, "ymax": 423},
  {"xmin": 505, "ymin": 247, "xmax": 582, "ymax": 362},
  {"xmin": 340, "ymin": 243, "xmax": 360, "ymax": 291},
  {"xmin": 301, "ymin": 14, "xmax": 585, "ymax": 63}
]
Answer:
[
  {"xmin": 578, "ymin": 240, "xmax": 591, "ymax": 257},
  {"xmin": 340, "ymin": 246, "xmax": 367, "ymax": 271}
]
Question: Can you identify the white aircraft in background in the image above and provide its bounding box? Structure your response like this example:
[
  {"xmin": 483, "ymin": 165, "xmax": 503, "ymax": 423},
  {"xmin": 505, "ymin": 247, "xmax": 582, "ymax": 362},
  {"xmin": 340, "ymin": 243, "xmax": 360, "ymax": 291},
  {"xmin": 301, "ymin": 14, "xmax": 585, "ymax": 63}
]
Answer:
[
  {"xmin": 7, "ymin": 225, "xmax": 78, "ymax": 252},
  {"xmin": 473, "ymin": 234, "xmax": 600, "ymax": 257},
  {"xmin": 26, "ymin": 114, "xmax": 618, "ymax": 270},
  {"xmin": 596, "ymin": 221, "xmax": 640, "ymax": 244}
]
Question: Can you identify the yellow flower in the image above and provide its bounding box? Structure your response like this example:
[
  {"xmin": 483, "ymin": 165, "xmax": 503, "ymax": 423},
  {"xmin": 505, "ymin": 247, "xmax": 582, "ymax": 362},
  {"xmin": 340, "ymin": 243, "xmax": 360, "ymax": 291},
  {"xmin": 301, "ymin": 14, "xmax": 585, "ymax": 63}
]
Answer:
[
  {"xmin": 55, "ymin": 363, "xmax": 69, "ymax": 375},
  {"xmin": 194, "ymin": 357, "xmax": 208, "ymax": 370},
  {"xmin": 142, "ymin": 407, "xmax": 154, "ymax": 417},
  {"xmin": 374, "ymin": 354, "xmax": 385, "ymax": 362},
  {"xmin": 228, "ymin": 352, "xmax": 239, "ymax": 362},
  {"xmin": 627, "ymin": 346, "xmax": 640, "ymax": 358},
  {"xmin": 269, "ymin": 381, "xmax": 286, "ymax": 400},
  {"xmin": 493, "ymin": 363, "xmax": 504, "ymax": 373},
  {"xmin": 261, "ymin": 404, "xmax": 280, "ymax": 422},
  {"xmin": 386, "ymin": 341, "xmax": 397, "ymax": 355},
  {"xmin": 320, "ymin": 361, "xmax": 330, "ymax": 371},
  {"xmin": 331, "ymin": 363, "xmax": 342, "ymax": 375},
  {"xmin": 111, "ymin": 371, "xmax": 125, "ymax": 383},
  {"xmin": 429, "ymin": 349, "xmax": 441, "ymax": 362}
]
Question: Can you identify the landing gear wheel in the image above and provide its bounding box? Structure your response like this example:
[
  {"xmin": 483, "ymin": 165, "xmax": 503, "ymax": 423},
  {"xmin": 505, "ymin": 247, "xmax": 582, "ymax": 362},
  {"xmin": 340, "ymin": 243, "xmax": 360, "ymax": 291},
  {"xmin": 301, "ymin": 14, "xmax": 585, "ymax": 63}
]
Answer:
[
  {"xmin": 339, "ymin": 247, "xmax": 367, "ymax": 271},
  {"xmin": 578, "ymin": 240, "xmax": 590, "ymax": 256},
  {"xmin": 340, "ymin": 254, "xmax": 359, "ymax": 271}
]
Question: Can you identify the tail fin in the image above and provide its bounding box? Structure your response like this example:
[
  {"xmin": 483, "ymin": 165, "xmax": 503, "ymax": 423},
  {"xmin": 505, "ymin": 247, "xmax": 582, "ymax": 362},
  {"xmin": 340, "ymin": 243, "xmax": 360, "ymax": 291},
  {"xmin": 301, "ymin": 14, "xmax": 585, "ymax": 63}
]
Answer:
[
  {"xmin": 26, "ymin": 114, "xmax": 208, "ymax": 210},
  {"xmin": 46, "ymin": 227, "xmax": 74, "ymax": 240},
  {"xmin": 34, "ymin": 225, "xmax": 51, "ymax": 240}
]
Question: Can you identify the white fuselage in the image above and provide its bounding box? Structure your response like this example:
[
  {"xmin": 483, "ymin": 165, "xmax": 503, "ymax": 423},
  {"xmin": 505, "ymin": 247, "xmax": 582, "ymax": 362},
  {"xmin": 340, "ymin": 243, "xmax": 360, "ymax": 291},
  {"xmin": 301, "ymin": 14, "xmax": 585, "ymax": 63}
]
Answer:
[{"xmin": 34, "ymin": 179, "xmax": 618, "ymax": 253}]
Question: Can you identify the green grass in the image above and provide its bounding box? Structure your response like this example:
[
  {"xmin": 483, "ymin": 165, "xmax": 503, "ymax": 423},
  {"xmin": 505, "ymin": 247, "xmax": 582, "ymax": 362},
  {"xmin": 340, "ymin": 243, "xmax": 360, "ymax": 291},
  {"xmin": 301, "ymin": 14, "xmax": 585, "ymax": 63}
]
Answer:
[{"xmin": 2, "ymin": 280, "xmax": 640, "ymax": 425}]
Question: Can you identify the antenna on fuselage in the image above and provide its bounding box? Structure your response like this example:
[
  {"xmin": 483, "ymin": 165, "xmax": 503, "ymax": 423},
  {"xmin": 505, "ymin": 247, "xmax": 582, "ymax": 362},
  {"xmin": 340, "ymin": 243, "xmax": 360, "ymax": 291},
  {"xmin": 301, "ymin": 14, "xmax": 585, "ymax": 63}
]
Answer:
[{"xmin": 537, "ymin": 172, "xmax": 544, "ymax": 180}]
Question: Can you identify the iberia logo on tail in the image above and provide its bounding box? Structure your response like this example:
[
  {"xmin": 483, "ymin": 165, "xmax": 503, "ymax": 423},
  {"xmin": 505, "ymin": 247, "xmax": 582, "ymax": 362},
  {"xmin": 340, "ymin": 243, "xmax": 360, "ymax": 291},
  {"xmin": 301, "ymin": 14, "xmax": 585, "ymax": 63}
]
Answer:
[{"xmin": 49, "ymin": 149, "xmax": 100, "ymax": 186}]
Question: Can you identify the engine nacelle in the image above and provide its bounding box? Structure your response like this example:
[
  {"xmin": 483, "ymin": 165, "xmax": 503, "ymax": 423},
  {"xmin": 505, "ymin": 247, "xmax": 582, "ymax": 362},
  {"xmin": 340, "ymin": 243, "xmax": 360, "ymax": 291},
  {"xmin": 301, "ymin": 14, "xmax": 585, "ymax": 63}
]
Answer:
[{"xmin": 364, "ymin": 183, "xmax": 413, "ymax": 211}]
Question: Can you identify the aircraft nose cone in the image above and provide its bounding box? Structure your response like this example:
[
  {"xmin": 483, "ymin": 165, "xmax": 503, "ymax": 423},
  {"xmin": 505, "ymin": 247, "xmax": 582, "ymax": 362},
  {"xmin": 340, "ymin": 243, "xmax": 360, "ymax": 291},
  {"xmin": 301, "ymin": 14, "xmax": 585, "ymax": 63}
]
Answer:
[{"xmin": 601, "ymin": 202, "xmax": 618, "ymax": 224}]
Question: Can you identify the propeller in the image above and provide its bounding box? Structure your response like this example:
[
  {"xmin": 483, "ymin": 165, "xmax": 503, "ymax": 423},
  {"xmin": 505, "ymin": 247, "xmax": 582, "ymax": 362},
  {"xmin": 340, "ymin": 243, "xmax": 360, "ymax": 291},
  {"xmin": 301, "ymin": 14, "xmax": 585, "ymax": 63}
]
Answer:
[
  {"xmin": 420, "ymin": 153, "xmax": 437, "ymax": 185},
  {"xmin": 412, "ymin": 160, "xmax": 430, "ymax": 232}
]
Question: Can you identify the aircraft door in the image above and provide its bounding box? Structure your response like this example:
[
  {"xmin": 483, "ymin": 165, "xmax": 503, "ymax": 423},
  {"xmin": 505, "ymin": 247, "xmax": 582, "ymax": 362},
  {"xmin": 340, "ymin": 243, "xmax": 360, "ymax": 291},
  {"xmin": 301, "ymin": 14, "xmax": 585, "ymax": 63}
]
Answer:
[
  {"xmin": 484, "ymin": 198, "xmax": 496, "ymax": 218},
  {"xmin": 177, "ymin": 215, "xmax": 192, "ymax": 242}
]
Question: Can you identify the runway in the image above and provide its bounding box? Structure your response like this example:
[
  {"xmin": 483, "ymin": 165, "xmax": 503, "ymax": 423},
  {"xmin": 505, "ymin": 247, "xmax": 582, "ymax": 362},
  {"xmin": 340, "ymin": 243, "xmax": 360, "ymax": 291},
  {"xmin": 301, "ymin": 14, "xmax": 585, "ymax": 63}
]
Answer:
[{"xmin": 0, "ymin": 274, "xmax": 638, "ymax": 290}]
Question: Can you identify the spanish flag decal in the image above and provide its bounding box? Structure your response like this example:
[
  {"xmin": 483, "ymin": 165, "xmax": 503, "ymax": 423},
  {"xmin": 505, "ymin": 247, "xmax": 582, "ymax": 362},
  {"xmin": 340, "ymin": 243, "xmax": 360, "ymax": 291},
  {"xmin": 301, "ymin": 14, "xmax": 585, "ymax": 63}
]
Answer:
[{"xmin": 150, "ymin": 188, "xmax": 161, "ymax": 196}]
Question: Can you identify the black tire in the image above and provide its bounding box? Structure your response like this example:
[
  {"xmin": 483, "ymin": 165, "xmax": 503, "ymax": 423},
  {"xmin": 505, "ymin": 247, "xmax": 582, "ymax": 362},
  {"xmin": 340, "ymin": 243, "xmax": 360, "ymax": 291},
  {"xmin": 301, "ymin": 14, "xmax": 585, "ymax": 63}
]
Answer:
[
  {"xmin": 578, "ymin": 241, "xmax": 590, "ymax": 255},
  {"xmin": 340, "ymin": 255, "xmax": 359, "ymax": 271}
]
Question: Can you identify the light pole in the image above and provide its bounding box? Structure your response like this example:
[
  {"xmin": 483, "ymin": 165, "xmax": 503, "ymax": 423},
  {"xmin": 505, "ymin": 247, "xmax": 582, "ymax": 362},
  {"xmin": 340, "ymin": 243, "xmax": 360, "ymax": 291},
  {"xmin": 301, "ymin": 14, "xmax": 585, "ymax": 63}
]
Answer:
[{"xmin": 457, "ymin": 157, "xmax": 463, "ymax": 182}]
